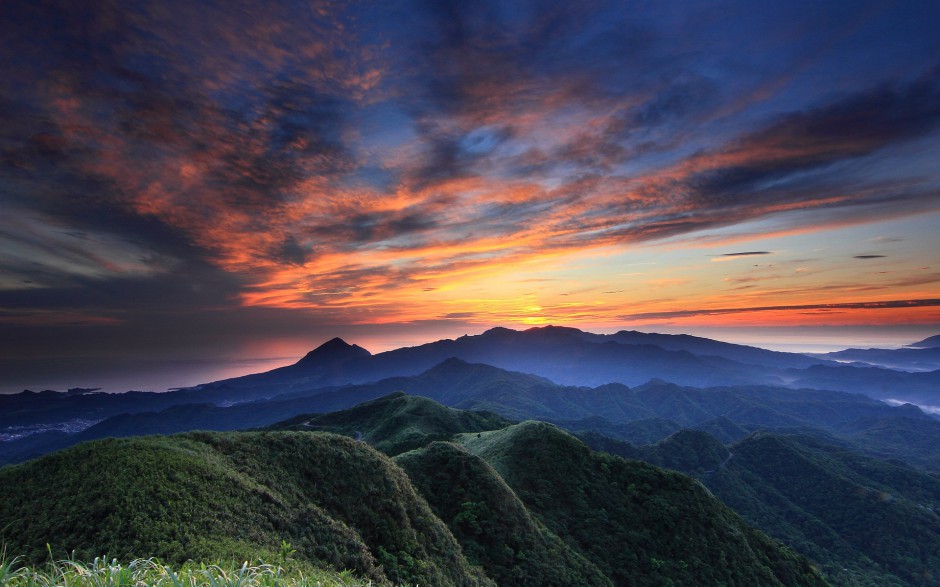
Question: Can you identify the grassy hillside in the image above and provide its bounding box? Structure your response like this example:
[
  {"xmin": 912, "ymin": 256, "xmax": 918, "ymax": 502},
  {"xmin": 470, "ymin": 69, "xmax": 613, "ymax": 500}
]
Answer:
[
  {"xmin": 577, "ymin": 425, "xmax": 940, "ymax": 587},
  {"xmin": 0, "ymin": 431, "xmax": 492, "ymax": 587},
  {"xmin": 704, "ymin": 432, "xmax": 940, "ymax": 586},
  {"xmin": 269, "ymin": 392, "xmax": 513, "ymax": 455},
  {"xmin": 396, "ymin": 441, "xmax": 611, "ymax": 587},
  {"xmin": 455, "ymin": 421, "xmax": 828, "ymax": 587},
  {"xmin": 0, "ymin": 557, "xmax": 378, "ymax": 587}
]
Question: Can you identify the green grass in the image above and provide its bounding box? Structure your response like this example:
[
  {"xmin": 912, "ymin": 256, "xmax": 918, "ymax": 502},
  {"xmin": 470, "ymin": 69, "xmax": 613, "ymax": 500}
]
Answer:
[
  {"xmin": 268, "ymin": 392, "xmax": 513, "ymax": 456},
  {"xmin": 0, "ymin": 554, "xmax": 386, "ymax": 587},
  {"xmin": 395, "ymin": 441, "xmax": 611, "ymax": 587},
  {"xmin": 0, "ymin": 401, "xmax": 838, "ymax": 586},
  {"xmin": 455, "ymin": 421, "xmax": 830, "ymax": 587},
  {"xmin": 0, "ymin": 432, "xmax": 493, "ymax": 587}
]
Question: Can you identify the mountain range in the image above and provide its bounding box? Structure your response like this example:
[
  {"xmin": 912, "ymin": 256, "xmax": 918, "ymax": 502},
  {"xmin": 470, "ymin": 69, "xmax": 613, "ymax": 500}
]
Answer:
[
  {"xmin": 4, "ymin": 326, "xmax": 939, "ymax": 438},
  {"xmin": 0, "ymin": 399, "xmax": 828, "ymax": 587},
  {"xmin": 3, "ymin": 326, "xmax": 940, "ymax": 585}
]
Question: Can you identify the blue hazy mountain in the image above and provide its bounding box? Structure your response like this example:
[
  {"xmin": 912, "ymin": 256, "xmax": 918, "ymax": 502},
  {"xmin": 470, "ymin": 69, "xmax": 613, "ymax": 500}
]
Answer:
[
  {"xmin": 814, "ymin": 345, "xmax": 940, "ymax": 372},
  {"xmin": 193, "ymin": 326, "xmax": 938, "ymax": 405},
  {"xmin": 7, "ymin": 356, "xmax": 939, "ymax": 474},
  {"xmin": 7, "ymin": 327, "xmax": 938, "ymax": 431}
]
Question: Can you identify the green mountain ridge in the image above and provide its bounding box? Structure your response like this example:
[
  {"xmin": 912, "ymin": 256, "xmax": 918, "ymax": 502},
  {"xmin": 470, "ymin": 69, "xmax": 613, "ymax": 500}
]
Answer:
[
  {"xmin": 6, "ymin": 386, "xmax": 940, "ymax": 586},
  {"xmin": 0, "ymin": 398, "xmax": 830, "ymax": 587},
  {"xmin": 708, "ymin": 432, "xmax": 940, "ymax": 587},
  {"xmin": 453, "ymin": 421, "xmax": 826, "ymax": 587},
  {"xmin": 0, "ymin": 431, "xmax": 492, "ymax": 587},
  {"xmin": 584, "ymin": 428, "xmax": 940, "ymax": 586},
  {"xmin": 269, "ymin": 391, "xmax": 513, "ymax": 455},
  {"xmin": 396, "ymin": 441, "xmax": 612, "ymax": 586}
]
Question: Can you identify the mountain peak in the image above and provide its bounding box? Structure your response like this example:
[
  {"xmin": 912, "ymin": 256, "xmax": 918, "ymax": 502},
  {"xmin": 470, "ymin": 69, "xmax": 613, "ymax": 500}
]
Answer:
[
  {"xmin": 481, "ymin": 326, "xmax": 517, "ymax": 337},
  {"xmin": 423, "ymin": 357, "xmax": 472, "ymax": 375},
  {"xmin": 523, "ymin": 325, "xmax": 585, "ymax": 337},
  {"xmin": 295, "ymin": 337, "xmax": 371, "ymax": 367}
]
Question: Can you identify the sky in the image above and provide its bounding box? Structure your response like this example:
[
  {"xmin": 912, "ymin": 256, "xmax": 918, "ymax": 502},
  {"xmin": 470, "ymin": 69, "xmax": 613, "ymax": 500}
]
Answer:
[{"xmin": 2, "ymin": 0, "xmax": 940, "ymax": 393}]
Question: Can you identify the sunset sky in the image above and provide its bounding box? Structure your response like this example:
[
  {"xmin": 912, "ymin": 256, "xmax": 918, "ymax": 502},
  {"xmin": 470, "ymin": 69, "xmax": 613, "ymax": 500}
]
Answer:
[{"xmin": 2, "ymin": 0, "xmax": 939, "ymax": 393}]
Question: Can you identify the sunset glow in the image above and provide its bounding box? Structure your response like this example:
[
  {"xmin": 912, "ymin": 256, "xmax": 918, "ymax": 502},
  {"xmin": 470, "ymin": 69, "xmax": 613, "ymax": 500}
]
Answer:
[{"xmin": 1, "ymin": 0, "xmax": 939, "ymax": 392}]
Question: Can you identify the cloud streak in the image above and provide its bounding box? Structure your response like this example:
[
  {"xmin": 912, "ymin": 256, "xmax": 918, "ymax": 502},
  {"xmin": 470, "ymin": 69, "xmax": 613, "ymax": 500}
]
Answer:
[{"xmin": 620, "ymin": 299, "xmax": 940, "ymax": 322}]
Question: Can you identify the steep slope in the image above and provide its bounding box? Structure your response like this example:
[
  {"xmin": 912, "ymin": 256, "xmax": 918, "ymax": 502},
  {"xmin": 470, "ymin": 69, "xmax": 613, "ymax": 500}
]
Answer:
[
  {"xmin": 295, "ymin": 337, "xmax": 372, "ymax": 367},
  {"xmin": 579, "ymin": 425, "xmax": 940, "ymax": 586},
  {"xmin": 701, "ymin": 433, "xmax": 940, "ymax": 586},
  {"xmin": 454, "ymin": 421, "xmax": 828, "ymax": 587},
  {"xmin": 692, "ymin": 415, "xmax": 751, "ymax": 443},
  {"xmin": 269, "ymin": 392, "xmax": 513, "ymax": 455},
  {"xmin": 551, "ymin": 416, "xmax": 681, "ymax": 445},
  {"xmin": 396, "ymin": 441, "xmax": 611, "ymax": 587},
  {"xmin": 0, "ymin": 431, "xmax": 492, "ymax": 587}
]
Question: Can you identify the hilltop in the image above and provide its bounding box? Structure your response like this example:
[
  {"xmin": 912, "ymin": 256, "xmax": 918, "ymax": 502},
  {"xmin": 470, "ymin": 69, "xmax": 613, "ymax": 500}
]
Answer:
[
  {"xmin": 0, "ymin": 431, "xmax": 491, "ymax": 587},
  {"xmin": 0, "ymin": 422, "xmax": 827, "ymax": 586},
  {"xmin": 396, "ymin": 441, "xmax": 611, "ymax": 586},
  {"xmin": 268, "ymin": 391, "xmax": 513, "ymax": 455},
  {"xmin": 453, "ymin": 421, "xmax": 825, "ymax": 586}
]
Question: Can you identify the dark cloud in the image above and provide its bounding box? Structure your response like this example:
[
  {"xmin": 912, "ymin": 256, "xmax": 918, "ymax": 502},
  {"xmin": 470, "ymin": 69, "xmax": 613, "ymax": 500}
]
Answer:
[
  {"xmin": 689, "ymin": 72, "xmax": 940, "ymax": 205},
  {"xmin": 271, "ymin": 236, "xmax": 312, "ymax": 267},
  {"xmin": 723, "ymin": 251, "xmax": 772, "ymax": 257},
  {"xmin": 854, "ymin": 255, "xmax": 887, "ymax": 259},
  {"xmin": 310, "ymin": 206, "xmax": 442, "ymax": 247},
  {"xmin": 621, "ymin": 298, "xmax": 940, "ymax": 321},
  {"xmin": 442, "ymin": 312, "xmax": 477, "ymax": 319}
]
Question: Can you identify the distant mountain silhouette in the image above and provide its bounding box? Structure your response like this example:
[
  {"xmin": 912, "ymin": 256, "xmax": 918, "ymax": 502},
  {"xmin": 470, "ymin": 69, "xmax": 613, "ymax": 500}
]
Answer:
[
  {"xmin": 295, "ymin": 337, "xmax": 371, "ymax": 367},
  {"xmin": 786, "ymin": 363, "xmax": 940, "ymax": 405},
  {"xmin": 10, "ymin": 356, "xmax": 937, "ymax": 470},
  {"xmin": 590, "ymin": 328, "xmax": 824, "ymax": 369},
  {"xmin": 193, "ymin": 325, "xmax": 939, "ymax": 406},
  {"xmin": 185, "ymin": 325, "xmax": 835, "ymax": 403},
  {"xmin": 911, "ymin": 334, "xmax": 940, "ymax": 348},
  {"xmin": 815, "ymin": 344, "xmax": 940, "ymax": 372},
  {"xmin": 8, "ymin": 326, "xmax": 936, "ymax": 432},
  {"xmin": 5, "ymin": 326, "xmax": 939, "ymax": 467}
]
